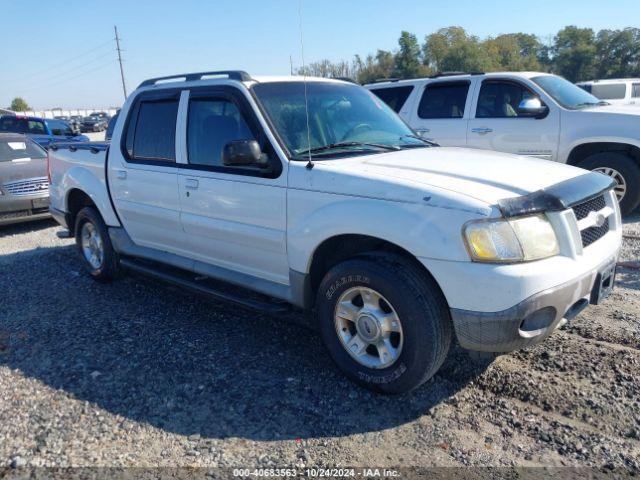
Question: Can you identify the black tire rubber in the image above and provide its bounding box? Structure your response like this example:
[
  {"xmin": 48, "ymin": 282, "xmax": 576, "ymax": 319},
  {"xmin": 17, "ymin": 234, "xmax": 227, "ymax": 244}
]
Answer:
[
  {"xmin": 577, "ymin": 152, "xmax": 640, "ymax": 215},
  {"xmin": 316, "ymin": 253, "xmax": 452, "ymax": 394},
  {"xmin": 74, "ymin": 206, "xmax": 119, "ymax": 282}
]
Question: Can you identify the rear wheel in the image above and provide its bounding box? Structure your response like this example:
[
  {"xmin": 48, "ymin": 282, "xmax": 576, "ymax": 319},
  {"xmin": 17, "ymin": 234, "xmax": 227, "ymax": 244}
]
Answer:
[
  {"xmin": 74, "ymin": 207, "xmax": 119, "ymax": 282},
  {"xmin": 316, "ymin": 253, "xmax": 452, "ymax": 394},
  {"xmin": 578, "ymin": 152, "xmax": 640, "ymax": 214}
]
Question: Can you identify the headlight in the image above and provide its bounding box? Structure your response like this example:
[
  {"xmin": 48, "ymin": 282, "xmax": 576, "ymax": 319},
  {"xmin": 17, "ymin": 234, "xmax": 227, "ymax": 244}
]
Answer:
[{"xmin": 463, "ymin": 214, "xmax": 559, "ymax": 263}]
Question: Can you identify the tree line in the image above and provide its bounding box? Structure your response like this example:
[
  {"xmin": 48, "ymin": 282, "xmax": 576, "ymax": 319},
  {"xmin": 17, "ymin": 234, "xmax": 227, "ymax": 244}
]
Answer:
[{"xmin": 297, "ymin": 26, "xmax": 640, "ymax": 84}]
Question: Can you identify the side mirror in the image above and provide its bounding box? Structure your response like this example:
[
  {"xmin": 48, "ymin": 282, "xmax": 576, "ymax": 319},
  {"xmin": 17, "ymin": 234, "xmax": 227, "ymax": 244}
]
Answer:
[
  {"xmin": 517, "ymin": 98, "xmax": 549, "ymax": 118},
  {"xmin": 222, "ymin": 140, "xmax": 268, "ymax": 168},
  {"xmin": 51, "ymin": 128, "xmax": 63, "ymax": 136}
]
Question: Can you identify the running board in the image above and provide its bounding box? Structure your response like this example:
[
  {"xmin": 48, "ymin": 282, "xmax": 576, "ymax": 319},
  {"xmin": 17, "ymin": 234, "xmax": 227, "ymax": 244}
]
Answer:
[{"xmin": 119, "ymin": 257, "xmax": 291, "ymax": 314}]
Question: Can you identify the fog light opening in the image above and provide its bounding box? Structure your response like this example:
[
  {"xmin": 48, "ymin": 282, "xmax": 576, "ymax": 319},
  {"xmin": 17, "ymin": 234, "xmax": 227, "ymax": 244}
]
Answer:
[
  {"xmin": 519, "ymin": 306, "xmax": 557, "ymax": 337},
  {"xmin": 564, "ymin": 298, "xmax": 589, "ymax": 321}
]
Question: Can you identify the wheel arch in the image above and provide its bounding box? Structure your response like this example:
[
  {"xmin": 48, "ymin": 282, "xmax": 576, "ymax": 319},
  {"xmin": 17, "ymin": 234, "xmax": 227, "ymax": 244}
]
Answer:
[
  {"xmin": 305, "ymin": 233, "xmax": 448, "ymax": 310},
  {"xmin": 567, "ymin": 141, "xmax": 640, "ymax": 167}
]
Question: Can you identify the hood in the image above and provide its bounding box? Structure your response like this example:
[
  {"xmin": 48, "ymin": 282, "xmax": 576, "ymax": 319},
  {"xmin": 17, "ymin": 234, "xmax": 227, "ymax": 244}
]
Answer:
[
  {"xmin": 0, "ymin": 156, "xmax": 47, "ymax": 185},
  {"xmin": 577, "ymin": 103, "xmax": 640, "ymax": 116},
  {"xmin": 306, "ymin": 147, "xmax": 592, "ymax": 207}
]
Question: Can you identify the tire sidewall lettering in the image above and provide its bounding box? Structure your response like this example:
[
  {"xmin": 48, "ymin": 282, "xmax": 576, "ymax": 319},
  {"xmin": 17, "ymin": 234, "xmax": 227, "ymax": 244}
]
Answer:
[{"xmin": 325, "ymin": 275, "xmax": 370, "ymax": 300}]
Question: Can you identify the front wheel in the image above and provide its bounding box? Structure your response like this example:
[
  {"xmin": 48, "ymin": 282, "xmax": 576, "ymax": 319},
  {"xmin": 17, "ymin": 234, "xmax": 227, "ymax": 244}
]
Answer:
[
  {"xmin": 74, "ymin": 207, "xmax": 119, "ymax": 282},
  {"xmin": 316, "ymin": 254, "xmax": 452, "ymax": 394},
  {"xmin": 578, "ymin": 152, "xmax": 640, "ymax": 215}
]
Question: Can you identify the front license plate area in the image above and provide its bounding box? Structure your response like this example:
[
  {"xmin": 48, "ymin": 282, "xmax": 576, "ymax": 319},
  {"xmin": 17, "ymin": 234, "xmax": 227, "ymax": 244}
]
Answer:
[
  {"xmin": 31, "ymin": 197, "xmax": 49, "ymax": 209},
  {"xmin": 590, "ymin": 262, "xmax": 616, "ymax": 305}
]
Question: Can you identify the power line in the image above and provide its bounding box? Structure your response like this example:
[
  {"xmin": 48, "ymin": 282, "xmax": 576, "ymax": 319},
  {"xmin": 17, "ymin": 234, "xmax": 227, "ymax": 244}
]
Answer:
[
  {"xmin": 13, "ymin": 39, "xmax": 114, "ymax": 83},
  {"xmin": 18, "ymin": 50, "xmax": 115, "ymax": 89},
  {"xmin": 17, "ymin": 60, "xmax": 118, "ymax": 94}
]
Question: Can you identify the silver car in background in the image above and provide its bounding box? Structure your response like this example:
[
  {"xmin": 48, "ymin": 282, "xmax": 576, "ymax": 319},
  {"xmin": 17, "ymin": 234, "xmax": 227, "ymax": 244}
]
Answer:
[{"xmin": 0, "ymin": 133, "xmax": 50, "ymax": 226}]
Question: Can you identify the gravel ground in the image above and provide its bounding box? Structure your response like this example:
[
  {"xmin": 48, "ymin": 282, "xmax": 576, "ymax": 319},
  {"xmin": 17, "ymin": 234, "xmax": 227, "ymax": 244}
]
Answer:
[{"xmin": 0, "ymin": 214, "xmax": 638, "ymax": 473}]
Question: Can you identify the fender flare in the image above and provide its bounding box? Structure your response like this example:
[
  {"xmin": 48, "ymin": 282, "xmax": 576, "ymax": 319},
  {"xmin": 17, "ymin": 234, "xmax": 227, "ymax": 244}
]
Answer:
[{"xmin": 62, "ymin": 165, "xmax": 121, "ymax": 227}]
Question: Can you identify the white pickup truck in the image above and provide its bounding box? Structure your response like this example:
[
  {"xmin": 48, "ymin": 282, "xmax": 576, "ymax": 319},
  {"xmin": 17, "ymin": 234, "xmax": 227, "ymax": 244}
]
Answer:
[
  {"xmin": 366, "ymin": 72, "xmax": 640, "ymax": 214},
  {"xmin": 48, "ymin": 71, "xmax": 622, "ymax": 394}
]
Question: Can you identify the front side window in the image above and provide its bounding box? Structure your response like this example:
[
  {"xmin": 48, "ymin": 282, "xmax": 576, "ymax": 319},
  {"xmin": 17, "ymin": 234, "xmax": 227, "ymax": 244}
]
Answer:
[
  {"xmin": 369, "ymin": 86, "xmax": 414, "ymax": 113},
  {"xmin": 27, "ymin": 120, "xmax": 46, "ymax": 134},
  {"xmin": 187, "ymin": 97, "xmax": 255, "ymax": 167},
  {"xmin": 418, "ymin": 82, "xmax": 469, "ymax": 119},
  {"xmin": 252, "ymin": 82, "xmax": 425, "ymax": 159},
  {"xmin": 531, "ymin": 75, "xmax": 602, "ymax": 109},
  {"xmin": 632, "ymin": 83, "xmax": 640, "ymax": 98},
  {"xmin": 46, "ymin": 119, "xmax": 73, "ymax": 136},
  {"xmin": 590, "ymin": 83, "xmax": 627, "ymax": 100},
  {"xmin": 476, "ymin": 81, "xmax": 536, "ymax": 118},
  {"xmin": 125, "ymin": 99, "xmax": 178, "ymax": 162}
]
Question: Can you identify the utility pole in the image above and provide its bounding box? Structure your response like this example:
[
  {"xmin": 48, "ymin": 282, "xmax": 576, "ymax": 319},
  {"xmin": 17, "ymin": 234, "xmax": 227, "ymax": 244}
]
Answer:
[{"xmin": 114, "ymin": 26, "xmax": 127, "ymax": 100}]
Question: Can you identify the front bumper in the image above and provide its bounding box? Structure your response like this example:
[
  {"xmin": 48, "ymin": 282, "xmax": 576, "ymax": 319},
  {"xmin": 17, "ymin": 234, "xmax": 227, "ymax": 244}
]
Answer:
[
  {"xmin": 450, "ymin": 254, "xmax": 617, "ymax": 352},
  {"xmin": 0, "ymin": 196, "xmax": 51, "ymax": 226}
]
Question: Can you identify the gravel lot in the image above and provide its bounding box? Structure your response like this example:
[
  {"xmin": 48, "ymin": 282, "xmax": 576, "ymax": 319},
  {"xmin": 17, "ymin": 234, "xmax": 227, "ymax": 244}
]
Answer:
[{"xmin": 0, "ymin": 213, "xmax": 638, "ymax": 472}]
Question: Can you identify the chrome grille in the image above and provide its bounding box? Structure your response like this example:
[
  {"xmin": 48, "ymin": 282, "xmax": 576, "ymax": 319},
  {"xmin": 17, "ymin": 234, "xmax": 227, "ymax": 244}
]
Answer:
[
  {"xmin": 571, "ymin": 194, "xmax": 610, "ymax": 248},
  {"xmin": 3, "ymin": 177, "xmax": 49, "ymax": 197}
]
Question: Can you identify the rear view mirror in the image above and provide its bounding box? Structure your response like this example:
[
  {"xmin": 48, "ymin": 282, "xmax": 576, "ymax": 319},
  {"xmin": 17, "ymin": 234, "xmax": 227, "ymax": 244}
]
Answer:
[
  {"xmin": 222, "ymin": 140, "xmax": 268, "ymax": 168},
  {"xmin": 517, "ymin": 98, "xmax": 549, "ymax": 118}
]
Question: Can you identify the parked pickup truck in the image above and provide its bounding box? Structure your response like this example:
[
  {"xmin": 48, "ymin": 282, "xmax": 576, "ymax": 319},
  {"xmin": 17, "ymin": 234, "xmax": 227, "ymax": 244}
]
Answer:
[
  {"xmin": 49, "ymin": 71, "xmax": 622, "ymax": 394},
  {"xmin": 365, "ymin": 72, "xmax": 640, "ymax": 214}
]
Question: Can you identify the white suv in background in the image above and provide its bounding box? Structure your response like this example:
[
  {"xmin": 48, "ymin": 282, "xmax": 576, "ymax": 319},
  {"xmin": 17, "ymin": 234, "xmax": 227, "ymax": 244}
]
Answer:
[
  {"xmin": 366, "ymin": 72, "xmax": 640, "ymax": 214},
  {"xmin": 577, "ymin": 78, "xmax": 640, "ymax": 106}
]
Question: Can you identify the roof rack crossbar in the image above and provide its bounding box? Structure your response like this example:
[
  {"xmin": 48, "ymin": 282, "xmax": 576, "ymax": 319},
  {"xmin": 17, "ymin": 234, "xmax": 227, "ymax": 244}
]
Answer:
[
  {"xmin": 138, "ymin": 70, "xmax": 252, "ymax": 88},
  {"xmin": 428, "ymin": 71, "xmax": 484, "ymax": 78}
]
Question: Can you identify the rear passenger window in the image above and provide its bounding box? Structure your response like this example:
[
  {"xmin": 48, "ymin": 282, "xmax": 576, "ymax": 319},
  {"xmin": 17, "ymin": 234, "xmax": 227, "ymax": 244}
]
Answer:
[
  {"xmin": 632, "ymin": 83, "xmax": 640, "ymax": 98},
  {"xmin": 125, "ymin": 99, "xmax": 178, "ymax": 162},
  {"xmin": 369, "ymin": 86, "xmax": 414, "ymax": 113},
  {"xmin": 418, "ymin": 82, "xmax": 469, "ymax": 119}
]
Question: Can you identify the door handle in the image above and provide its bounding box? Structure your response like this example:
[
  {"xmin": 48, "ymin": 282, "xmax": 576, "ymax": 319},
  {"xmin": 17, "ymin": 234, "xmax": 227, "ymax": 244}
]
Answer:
[
  {"xmin": 415, "ymin": 128, "xmax": 430, "ymax": 134},
  {"xmin": 116, "ymin": 170, "xmax": 127, "ymax": 180},
  {"xmin": 185, "ymin": 178, "xmax": 199, "ymax": 190},
  {"xmin": 471, "ymin": 127, "xmax": 493, "ymax": 135}
]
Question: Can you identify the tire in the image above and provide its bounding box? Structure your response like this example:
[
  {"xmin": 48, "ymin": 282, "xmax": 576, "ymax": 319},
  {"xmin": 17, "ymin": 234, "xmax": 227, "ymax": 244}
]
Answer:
[
  {"xmin": 74, "ymin": 207, "xmax": 119, "ymax": 282},
  {"xmin": 577, "ymin": 152, "xmax": 640, "ymax": 215},
  {"xmin": 316, "ymin": 253, "xmax": 452, "ymax": 394}
]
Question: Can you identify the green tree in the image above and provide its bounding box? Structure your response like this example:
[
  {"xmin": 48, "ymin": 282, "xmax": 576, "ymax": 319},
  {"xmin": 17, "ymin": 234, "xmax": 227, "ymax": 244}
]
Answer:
[
  {"xmin": 552, "ymin": 26, "xmax": 597, "ymax": 81},
  {"xmin": 595, "ymin": 28, "xmax": 640, "ymax": 78},
  {"xmin": 354, "ymin": 49, "xmax": 396, "ymax": 83},
  {"xmin": 9, "ymin": 97, "xmax": 30, "ymax": 112},
  {"xmin": 423, "ymin": 27, "xmax": 495, "ymax": 73},
  {"xmin": 485, "ymin": 33, "xmax": 544, "ymax": 71},
  {"xmin": 394, "ymin": 31, "xmax": 424, "ymax": 78}
]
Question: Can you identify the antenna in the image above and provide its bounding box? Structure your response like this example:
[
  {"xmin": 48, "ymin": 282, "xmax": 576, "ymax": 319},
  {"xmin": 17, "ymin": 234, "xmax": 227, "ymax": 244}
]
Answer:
[
  {"xmin": 114, "ymin": 26, "xmax": 128, "ymax": 100},
  {"xmin": 298, "ymin": 0, "xmax": 314, "ymax": 170}
]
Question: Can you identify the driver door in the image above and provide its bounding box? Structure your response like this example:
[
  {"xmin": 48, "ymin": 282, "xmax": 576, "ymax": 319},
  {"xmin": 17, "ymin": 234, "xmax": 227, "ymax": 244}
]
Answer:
[
  {"xmin": 177, "ymin": 87, "xmax": 289, "ymax": 285},
  {"xmin": 467, "ymin": 79, "xmax": 560, "ymax": 161}
]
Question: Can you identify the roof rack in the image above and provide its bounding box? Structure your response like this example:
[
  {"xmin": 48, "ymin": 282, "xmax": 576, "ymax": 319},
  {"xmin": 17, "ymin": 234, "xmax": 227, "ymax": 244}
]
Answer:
[
  {"xmin": 371, "ymin": 77, "xmax": 401, "ymax": 84},
  {"xmin": 138, "ymin": 70, "xmax": 253, "ymax": 88},
  {"xmin": 428, "ymin": 71, "xmax": 484, "ymax": 78}
]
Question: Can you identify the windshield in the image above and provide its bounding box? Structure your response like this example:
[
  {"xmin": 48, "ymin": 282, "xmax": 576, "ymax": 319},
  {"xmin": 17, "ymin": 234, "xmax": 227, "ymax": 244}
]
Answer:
[
  {"xmin": 0, "ymin": 137, "xmax": 46, "ymax": 161},
  {"xmin": 252, "ymin": 81, "xmax": 426, "ymax": 159},
  {"xmin": 532, "ymin": 75, "xmax": 604, "ymax": 109}
]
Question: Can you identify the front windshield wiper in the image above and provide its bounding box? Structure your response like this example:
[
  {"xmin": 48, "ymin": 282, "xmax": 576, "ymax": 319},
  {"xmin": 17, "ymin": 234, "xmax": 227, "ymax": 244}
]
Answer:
[
  {"xmin": 399, "ymin": 134, "xmax": 439, "ymax": 147},
  {"xmin": 294, "ymin": 141, "xmax": 400, "ymax": 159}
]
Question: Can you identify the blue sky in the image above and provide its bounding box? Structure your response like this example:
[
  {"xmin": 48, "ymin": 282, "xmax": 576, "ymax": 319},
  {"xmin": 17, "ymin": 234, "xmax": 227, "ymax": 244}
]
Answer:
[{"xmin": 1, "ymin": 0, "xmax": 637, "ymax": 109}]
